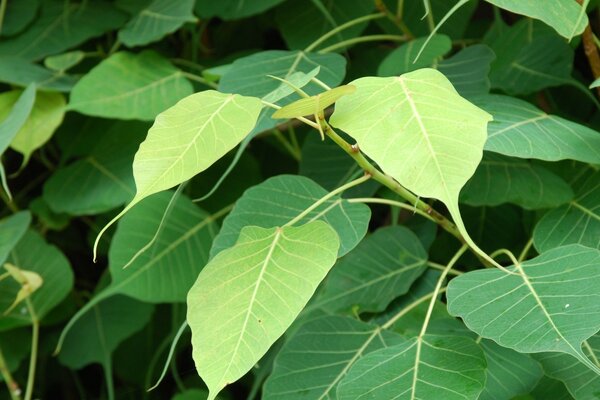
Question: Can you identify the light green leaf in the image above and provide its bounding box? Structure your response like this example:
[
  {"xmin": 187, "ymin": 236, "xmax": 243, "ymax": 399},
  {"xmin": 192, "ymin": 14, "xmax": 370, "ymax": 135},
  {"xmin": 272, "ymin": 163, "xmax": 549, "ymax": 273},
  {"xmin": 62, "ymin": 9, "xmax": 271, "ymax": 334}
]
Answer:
[
  {"xmin": 119, "ymin": 0, "xmax": 196, "ymax": 47},
  {"xmin": 447, "ymin": 244, "xmax": 600, "ymax": 373},
  {"xmin": 195, "ymin": 0, "xmax": 286, "ymax": 19},
  {"xmin": 484, "ymin": 0, "xmax": 587, "ymax": 39},
  {"xmin": 275, "ymin": 0, "xmax": 373, "ymax": 50},
  {"xmin": 535, "ymin": 335, "xmax": 600, "ymax": 400},
  {"xmin": 477, "ymin": 95, "xmax": 600, "ymax": 164},
  {"xmin": 58, "ymin": 295, "xmax": 153, "ymax": 369},
  {"xmin": 0, "ymin": 212, "xmax": 31, "ymax": 266},
  {"xmin": 108, "ymin": 192, "xmax": 217, "ymax": 302},
  {"xmin": 0, "ymin": 0, "xmax": 38, "ymax": 37},
  {"xmin": 337, "ymin": 335, "xmax": 486, "ymax": 400},
  {"xmin": 93, "ymin": 89, "xmax": 262, "ymax": 259},
  {"xmin": 461, "ymin": 153, "xmax": 574, "ymax": 209},
  {"xmin": 330, "ymin": 68, "xmax": 492, "ymax": 265},
  {"xmin": 479, "ymin": 340, "xmax": 543, "ymax": 400},
  {"xmin": 43, "ymin": 121, "xmax": 148, "ymax": 215},
  {"xmin": 187, "ymin": 221, "xmax": 340, "ymax": 400},
  {"xmin": 316, "ymin": 226, "xmax": 427, "ymax": 314},
  {"xmin": 438, "ymin": 44, "xmax": 495, "ymax": 98},
  {"xmin": 0, "ymin": 84, "xmax": 35, "ymax": 157},
  {"xmin": 272, "ymin": 85, "xmax": 356, "ymax": 119},
  {"xmin": 0, "ymin": 58, "xmax": 77, "ymax": 92},
  {"xmin": 44, "ymin": 51, "xmax": 85, "ymax": 72},
  {"xmin": 68, "ymin": 51, "xmax": 194, "ymax": 121},
  {"xmin": 0, "ymin": 0, "xmax": 127, "ymax": 61},
  {"xmin": 0, "ymin": 230, "xmax": 73, "ymax": 331},
  {"xmin": 210, "ymin": 175, "xmax": 370, "ymax": 258},
  {"xmin": 263, "ymin": 316, "xmax": 404, "ymax": 400},
  {"xmin": 590, "ymin": 77, "xmax": 600, "ymax": 89},
  {"xmin": 0, "ymin": 89, "xmax": 66, "ymax": 168},
  {"xmin": 262, "ymin": 67, "xmax": 320, "ymax": 103},
  {"xmin": 378, "ymin": 35, "xmax": 452, "ymax": 77},
  {"xmin": 534, "ymin": 167, "xmax": 600, "ymax": 252}
]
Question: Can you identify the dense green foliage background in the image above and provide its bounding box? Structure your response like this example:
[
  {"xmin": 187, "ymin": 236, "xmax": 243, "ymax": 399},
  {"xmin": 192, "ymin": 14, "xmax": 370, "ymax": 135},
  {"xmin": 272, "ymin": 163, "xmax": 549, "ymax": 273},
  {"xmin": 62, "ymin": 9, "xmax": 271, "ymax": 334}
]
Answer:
[{"xmin": 1, "ymin": 0, "xmax": 600, "ymax": 399}]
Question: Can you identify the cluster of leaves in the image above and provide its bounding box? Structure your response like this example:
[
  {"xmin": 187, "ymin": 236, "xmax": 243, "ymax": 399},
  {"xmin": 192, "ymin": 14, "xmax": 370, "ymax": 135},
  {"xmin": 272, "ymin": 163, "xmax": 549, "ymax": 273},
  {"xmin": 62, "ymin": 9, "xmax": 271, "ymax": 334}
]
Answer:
[{"xmin": 1, "ymin": 0, "xmax": 600, "ymax": 400}]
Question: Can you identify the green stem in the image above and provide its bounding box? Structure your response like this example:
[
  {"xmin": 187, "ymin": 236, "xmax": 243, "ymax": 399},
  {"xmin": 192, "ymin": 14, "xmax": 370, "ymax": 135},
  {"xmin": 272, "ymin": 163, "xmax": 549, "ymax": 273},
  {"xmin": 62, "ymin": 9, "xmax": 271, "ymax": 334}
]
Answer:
[
  {"xmin": 148, "ymin": 321, "xmax": 188, "ymax": 392},
  {"xmin": 0, "ymin": 346, "xmax": 21, "ymax": 400},
  {"xmin": 397, "ymin": 0, "xmax": 405, "ymax": 19},
  {"xmin": 422, "ymin": 0, "xmax": 435, "ymax": 32},
  {"xmin": 381, "ymin": 288, "xmax": 446, "ymax": 330},
  {"xmin": 102, "ymin": 359, "xmax": 115, "ymax": 400},
  {"xmin": 319, "ymin": 34, "xmax": 407, "ymax": 53},
  {"xmin": 24, "ymin": 299, "xmax": 39, "ymax": 400},
  {"xmin": 348, "ymin": 197, "xmax": 435, "ymax": 222},
  {"xmin": 518, "ymin": 237, "xmax": 534, "ymax": 262},
  {"xmin": 285, "ymin": 174, "xmax": 372, "ymax": 227},
  {"xmin": 427, "ymin": 261, "xmax": 463, "ymax": 276},
  {"xmin": 490, "ymin": 248, "xmax": 519, "ymax": 267},
  {"xmin": 181, "ymin": 71, "xmax": 218, "ymax": 89},
  {"xmin": 419, "ymin": 244, "xmax": 467, "ymax": 337},
  {"xmin": 374, "ymin": 0, "xmax": 413, "ymax": 38},
  {"xmin": 0, "ymin": 0, "xmax": 7, "ymax": 36},
  {"xmin": 304, "ymin": 13, "xmax": 386, "ymax": 52}
]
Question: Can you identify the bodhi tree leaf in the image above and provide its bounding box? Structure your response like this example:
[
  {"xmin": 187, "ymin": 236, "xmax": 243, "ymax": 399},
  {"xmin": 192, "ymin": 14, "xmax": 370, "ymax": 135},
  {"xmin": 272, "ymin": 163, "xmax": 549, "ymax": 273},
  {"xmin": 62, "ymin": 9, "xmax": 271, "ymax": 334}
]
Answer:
[
  {"xmin": 92, "ymin": 89, "xmax": 262, "ymax": 258},
  {"xmin": 262, "ymin": 316, "xmax": 404, "ymax": 400},
  {"xmin": 272, "ymin": 85, "xmax": 356, "ymax": 119},
  {"xmin": 119, "ymin": 0, "xmax": 196, "ymax": 47},
  {"xmin": 378, "ymin": 35, "xmax": 452, "ymax": 77},
  {"xmin": 447, "ymin": 244, "xmax": 600, "ymax": 374},
  {"xmin": 534, "ymin": 167, "xmax": 600, "ymax": 252},
  {"xmin": 44, "ymin": 51, "xmax": 85, "ymax": 72},
  {"xmin": 0, "ymin": 212, "xmax": 31, "ymax": 265},
  {"xmin": 0, "ymin": 0, "xmax": 38, "ymax": 37},
  {"xmin": 461, "ymin": 153, "xmax": 574, "ymax": 210},
  {"xmin": 187, "ymin": 221, "xmax": 340, "ymax": 400},
  {"xmin": 476, "ymin": 95, "xmax": 600, "ymax": 164},
  {"xmin": 0, "ymin": 0, "xmax": 127, "ymax": 61},
  {"xmin": 484, "ymin": 0, "xmax": 587, "ymax": 39},
  {"xmin": 0, "ymin": 230, "xmax": 73, "ymax": 331},
  {"xmin": 195, "ymin": 0, "xmax": 286, "ymax": 20},
  {"xmin": 438, "ymin": 45, "xmax": 495, "ymax": 98},
  {"xmin": 337, "ymin": 335, "xmax": 487, "ymax": 400},
  {"xmin": 68, "ymin": 51, "xmax": 194, "ymax": 121},
  {"xmin": 0, "ymin": 58, "xmax": 77, "ymax": 92},
  {"xmin": 210, "ymin": 175, "xmax": 370, "ymax": 258},
  {"xmin": 479, "ymin": 339, "xmax": 544, "ymax": 400},
  {"xmin": 330, "ymin": 68, "xmax": 493, "ymax": 264},
  {"xmin": 316, "ymin": 226, "xmax": 427, "ymax": 314}
]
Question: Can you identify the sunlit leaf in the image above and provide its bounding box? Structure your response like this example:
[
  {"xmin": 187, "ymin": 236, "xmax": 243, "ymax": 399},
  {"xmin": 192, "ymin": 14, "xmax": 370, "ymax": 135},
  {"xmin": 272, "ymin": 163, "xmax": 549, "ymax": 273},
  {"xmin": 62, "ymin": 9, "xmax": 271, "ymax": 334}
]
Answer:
[
  {"xmin": 272, "ymin": 85, "xmax": 355, "ymax": 119},
  {"xmin": 187, "ymin": 221, "xmax": 340, "ymax": 400}
]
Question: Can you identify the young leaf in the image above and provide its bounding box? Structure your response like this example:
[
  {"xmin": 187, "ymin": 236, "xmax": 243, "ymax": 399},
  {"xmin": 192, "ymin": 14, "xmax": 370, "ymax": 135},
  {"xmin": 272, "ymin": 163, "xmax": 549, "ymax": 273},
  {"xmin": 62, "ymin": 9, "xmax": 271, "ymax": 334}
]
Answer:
[
  {"xmin": 93, "ymin": 90, "xmax": 262, "ymax": 259},
  {"xmin": 272, "ymin": 85, "xmax": 356, "ymax": 119},
  {"xmin": 477, "ymin": 95, "xmax": 600, "ymax": 164},
  {"xmin": 43, "ymin": 51, "xmax": 85, "ymax": 72},
  {"xmin": 210, "ymin": 175, "xmax": 370, "ymax": 257},
  {"xmin": 68, "ymin": 51, "xmax": 194, "ymax": 121},
  {"xmin": 119, "ymin": 0, "xmax": 196, "ymax": 47},
  {"xmin": 330, "ymin": 69, "xmax": 492, "ymax": 265},
  {"xmin": 447, "ymin": 244, "xmax": 600, "ymax": 373},
  {"xmin": 316, "ymin": 226, "xmax": 427, "ymax": 314},
  {"xmin": 187, "ymin": 221, "xmax": 340, "ymax": 400},
  {"xmin": 337, "ymin": 335, "xmax": 487, "ymax": 400},
  {"xmin": 262, "ymin": 316, "xmax": 404, "ymax": 399},
  {"xmin": 378, "ymin": 35, "xmax": 452, "ymax": 77}
]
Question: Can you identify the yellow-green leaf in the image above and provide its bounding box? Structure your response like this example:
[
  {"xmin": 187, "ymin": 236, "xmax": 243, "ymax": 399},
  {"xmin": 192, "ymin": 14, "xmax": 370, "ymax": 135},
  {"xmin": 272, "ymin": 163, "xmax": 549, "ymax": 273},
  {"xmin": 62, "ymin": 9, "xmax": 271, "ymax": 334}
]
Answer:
[{"xmin": 272, "ymin": 85, "xmax": 355, "ymax": 119}]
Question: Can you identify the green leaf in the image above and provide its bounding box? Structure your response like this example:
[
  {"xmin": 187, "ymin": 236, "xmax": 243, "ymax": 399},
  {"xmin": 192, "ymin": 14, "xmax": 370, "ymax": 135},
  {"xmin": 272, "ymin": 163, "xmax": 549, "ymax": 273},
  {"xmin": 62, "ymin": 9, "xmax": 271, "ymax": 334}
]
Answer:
[
  {"xmin": 58, "ymin": 295, "xmax": 154, "ymax": 369},
  {"xmin": 187, "ymin": 221, "xmax": 340, "ymax": 399},
  {"xmin": 477, "ymin": 95, "xmax": 600, "ymax": 164},
  {"xmin": 68, "ymin": 51, "xmax": 194, "ymax": 121},
  {"xmin": 479, "ymin": 340, "xmax": 543, "ymax": 400},
  {"xmin": 195, "ymin": 0, "xmax": 286, "ymax": 19},
  {"xmin": 0, "ymin": 0, "xmax": 38, "ymax": 37},
  {"xmin": 0, "ymin": 0, "xmax": 127, "ymax": 61},
  {"xmin": 0, "ymin": 328, "xmax": 31, "ymax": 374},
  {"xmin": 378, "ymin": 35, "xmax": 452, "ymax": 77},
  {"xmin": 262, "ymin": 67, "xmax": 321, "ymax": 103},
  {"xmin": 0, "ymin": 58, "xmax": 77, "ymax": 92},
  {"xmin": 263, "ymin": 316, "xmax": 404, "ymax": 399},
  {"xmin": 484, "ymin": 0, "xmax": 587, "ymax": 39},
  {"xmin": 108, "ymin": 192, "xmax": 217, "ymax": 302},
  {"xmin": 43, "ymin": 121, "xmax": 148, "ymax": 215},
  {"xmin": 272, "ymin": 85, "xmax": 356, "ymax": 119},
  {"xmin": 534, "ymin": 167, "xmax": 600, "ymax": 252},
  {"xmin": 0, "ymin": 84, "xmax": 35, "ymax": 157},
  {"xmin": 535, "ymin": 335, "xmax": 600, "ymax": 400},
  {"xmin": 0, "ymin": 212, "xmax": 31, "ymax": 265},
  {"xmin": 461, "ymin": 153, "xmax": 574, "ymax": 209},
  {"xmin": 447, "ymin": 244, "xmax": 600, "ymax": 373},
  {"xmin": 529, "ymin": 376, "xmax": 574, "ymax": 400},
  {"xmin": 172, "ymin": 389, "xmax": 211, "ymax": 400},
  {"xmin": 0, "ymin": 89, "xmax": 66, "ymax": 168},
  {"xmin": 119, "ymin": 0, "xmax": 196, "ymax": 47},
  {"xmin": 438, "ymin": 45, "xmax": 495, "ymax": 98},
  {"xmin": 210, "ymin": 175, "xmax": 370, "ymax": 257},
  {"xmin": 590, "ymin": 77, "xmax": 600, "ymax": 89},
  {"xmin": 316, "ymin": 226, "xmax": 427, "ymax": 314},
  {"xmin": 330, "ymin": 68, "xmax": 492, "ymax": 264},
  {"xmin": 337, "ymin": 335, "xmax": 487, "ymax": 400},
  {"xmin": 275, "ymin": 0, "xmax": 373, "ymax": 50},
  {"xmin": 0, "ymin": 230, "xmax": 73, "ymax": 331},
  {"xmin": 485, "ymin": 20, "xmax": 573, "ymax": 95},
  {"xmin": 44, "ymin": 51, "xmax": 85, "ymax": 72}
]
